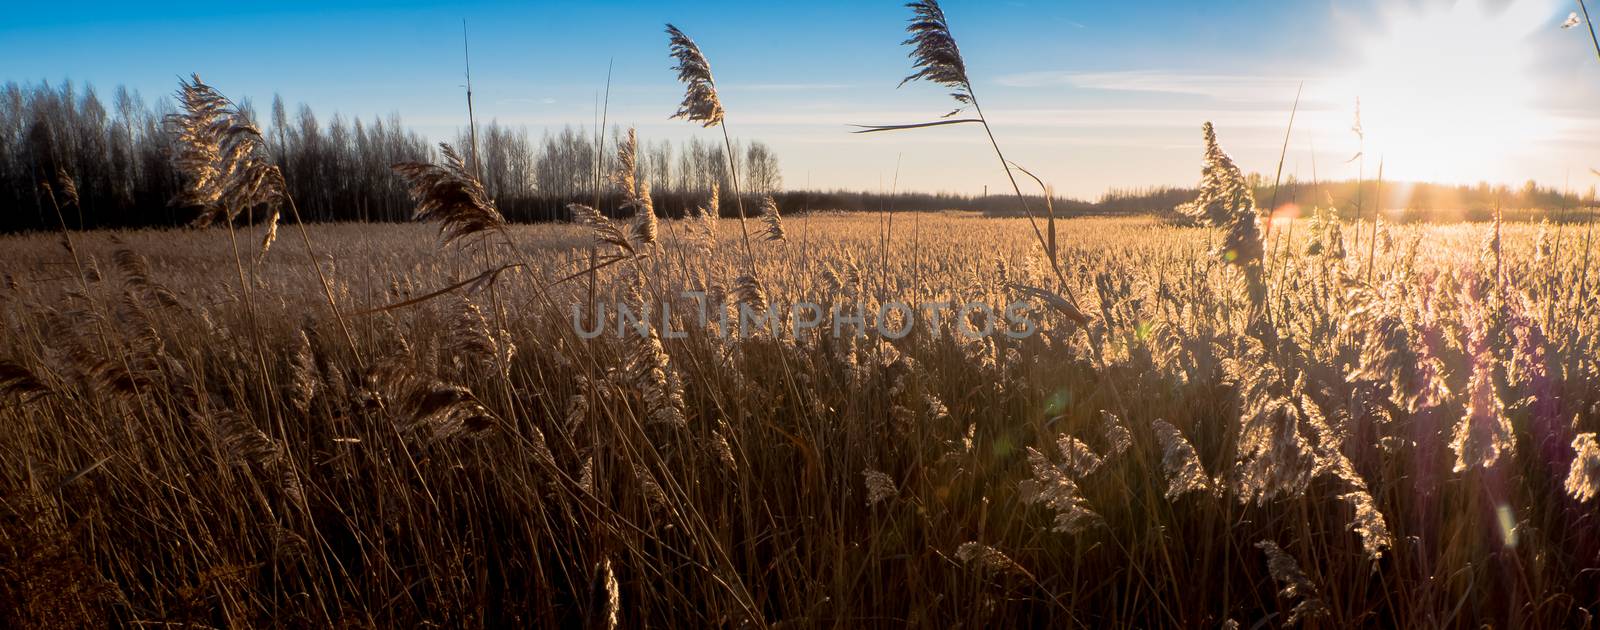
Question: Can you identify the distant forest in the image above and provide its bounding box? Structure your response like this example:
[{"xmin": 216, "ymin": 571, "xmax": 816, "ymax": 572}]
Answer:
[{"xmin": 2, "ymin": 79, "xmax": 1595, "ymax": 233}]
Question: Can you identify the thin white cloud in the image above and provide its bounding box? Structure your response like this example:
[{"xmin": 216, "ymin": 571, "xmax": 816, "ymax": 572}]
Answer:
[
  {"xmin": 723, "ymin": 83, "xmax": 853, "ymax": 92},
  {"xmin": 495, "ymin": 97, "xmax": 557, "ymax": 106},
  {"xmin": 995, "ymin": 70, "xmax": 1316, "ymax": 103},
  {"xmin": 735, "ymin": 107, "xmax": 1327, "ymax": 129}
]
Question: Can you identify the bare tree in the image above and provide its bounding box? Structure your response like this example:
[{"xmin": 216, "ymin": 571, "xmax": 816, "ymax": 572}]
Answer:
[{"xmin": 744, "ymin": 140, "xmax": 781, "ymax": 194}]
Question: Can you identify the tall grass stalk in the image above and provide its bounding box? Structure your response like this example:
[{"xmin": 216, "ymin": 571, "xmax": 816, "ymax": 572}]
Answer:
[
  {"xmin": 1367, "ymin": 158, "xmax": 1383, "ymax": 282},
  {"xmin": 856, "ymin": 0, "xmax": 1085, "ymax": 321}
]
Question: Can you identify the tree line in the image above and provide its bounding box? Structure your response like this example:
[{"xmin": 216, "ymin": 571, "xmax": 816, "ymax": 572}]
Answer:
[
  {"xmin": 1099, "ymin": 175, "xmax": 1598, "ymax": 223},
  {"xmin": 0, "ymin": 80, "xmax": 782, "ymax": 232},
  {"xmin": 3, "ymin": 79, "xmax": 1594, "ymax": 234}
]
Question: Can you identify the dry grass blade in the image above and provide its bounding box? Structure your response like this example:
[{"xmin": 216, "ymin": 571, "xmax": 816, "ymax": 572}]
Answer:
[
  {"xmin": 349, "ymin": 263, "xmax": 525, "ymax": 316},
  {"xmin": 850, "ymin": 118, "xmax": 982, "ymax": 133},
  {"xmin": 1007, "ymin": 161, "xmax": 1059, "ymax": 267},
  {"xmin": 392, "ymin": 143, "xmax": 505, "ymax": 245},
  {"xmin": 854, "ymin": 1, "xmax": 983, "ymax": 133},
  {"xmin": 49, "ymin": 456, "xmax": 112, "ymax": 493},
  {"xmin": 867, "ymin": 1, "xmax": 1091, "ymax": 323},
  {"xmin": 551, "ymin": 254, "xmax": 631, "ymax": 287},
  {"xmin": 1007, "ymin": 283, "xmax": 1089, "ymax": 325}
]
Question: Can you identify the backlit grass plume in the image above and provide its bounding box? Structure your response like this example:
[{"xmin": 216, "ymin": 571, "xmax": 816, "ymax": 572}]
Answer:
[
  {"xmin": 613, "ymin": 127, "xmax": 642, "ymax": 207},
  {"xmin": 54, "ymin": 167, "xmax": 79, "ymax": 209},
  {"xmin": 1451, "ymin": 341, "xmax": 1514, "ymax": 471},
  {"xmin": 692, "ymin": 184, "xmax": 719, "ymax": 253},
  {"xmin": 901, "ymin": 0, "xmax": 972, "ymax": 118},
  {"xmin": 392, "ymin": 143, "xmax": 505, "ymax": 245},
  {"xmin": 1255, "ymin": 540, "xmax": 1331, "ymax": 625},
  {"xmin": 857, "ymin": 0, "xmax": 983, "ymax": 131},
  {"xmin": 166, "ymin": 75, "xmax": 361, "ymax": 361},
  {"xmin": 666, "ymin": 24, "xmax": 724, "ymax": 128},
  {"xmin": 1179, "ymin": 122, "xmax": 1266, "ymax": 310},
  {"xmin": 666, "ymin": 23, "xmax": 754, "ymax": 269},
  {"xmin": 613, "ymin": 129, "xmax": 658, "ymax": 250},
  {"xmin": 862, "ymin": 469, "xmax": 897, "ymax": 506},
  {"xmin": 732, "ymin": 274, "xmax": 768, "ymax": 313},
  {"xmin": 1018, "ymin": 445, "xmax": 1104, "ymax": 534},
  {"xmin": 568, "ymin": 203, "xmax": 633, "ymax": 255},
  {"xmin": 954, "ymin": 542, "xmax": 1024, "ymax": 578},
  {"xmin": 758, "ymin": 195, "xmax": 785, "ymax": 242},
  {"xmin": 1304, "ymin": 205, "xmax": 1347, "ymax": 259},
  {"xmin": 629, "ymin": 182, "xmax": 658, "ymax": 251},
  {"xmin": 1568, "ymin": 432, "xmax": 1600, "ymax": 502},
  {"xmin": 1151, "ymin": 419, "xmax": 1215, "ymax": 500},
  {"xmin": 1179, "ymin": 122, "xmax": 1262, "ymax": 264},
  {"xmin": 168, "ymin": 74, "xmax": 288, "ymax": 257}
]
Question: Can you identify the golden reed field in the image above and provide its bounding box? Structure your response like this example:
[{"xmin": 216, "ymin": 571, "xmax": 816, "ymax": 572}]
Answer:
[
  {"xmin": 2, "ymin": 208, "xmax": 1598, "ymax": 626},
  {"xmin": 4, "ymin": 1, "xmax": 1600, "ymax": 626}
]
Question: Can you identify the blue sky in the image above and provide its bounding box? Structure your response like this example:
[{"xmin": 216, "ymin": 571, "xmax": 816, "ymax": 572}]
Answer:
[{"xmin": 4, "ymin": 0, "xmax": 1598, "ymax": 199}]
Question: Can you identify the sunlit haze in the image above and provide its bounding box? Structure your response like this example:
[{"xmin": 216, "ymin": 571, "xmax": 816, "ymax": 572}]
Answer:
[
  {"xmin": 3, "ymin": 0, "xmax": 1597, "ymax": 198},
  {"xmin": 1327, "ymin": 0, "xmax": 1569, "ymax": 184}
]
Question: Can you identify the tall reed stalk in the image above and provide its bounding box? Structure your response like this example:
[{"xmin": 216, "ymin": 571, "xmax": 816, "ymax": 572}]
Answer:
[
  {"xmin": 665, "ymin": 24, "xmax": 756, "ymax": 272},
  {"xmin": 855, "ymin": 0, "xmax": 1086, "ymax": 323}
]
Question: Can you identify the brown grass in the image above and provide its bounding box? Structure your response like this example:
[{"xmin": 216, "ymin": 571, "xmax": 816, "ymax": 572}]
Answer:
[{"xmin": 0, "ymin": 212, "xmax": 1596, "ymax": 626}]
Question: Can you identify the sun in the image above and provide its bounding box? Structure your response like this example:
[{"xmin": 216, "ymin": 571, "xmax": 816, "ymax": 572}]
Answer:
[{"xmin": 1333, "ymin": 0, "xmax": 1562, "ymax": 184}]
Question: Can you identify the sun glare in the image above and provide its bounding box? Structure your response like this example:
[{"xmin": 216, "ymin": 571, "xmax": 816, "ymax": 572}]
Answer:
[{"xmin": 1336, "ymin": 0, "xmax": 1561, "ymax": 184}]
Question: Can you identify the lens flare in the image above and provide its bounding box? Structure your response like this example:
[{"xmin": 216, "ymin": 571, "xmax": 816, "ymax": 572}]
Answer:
[{"xmin": 1334, "ymin": 0, "xmax": 1564, "ymax": 184}]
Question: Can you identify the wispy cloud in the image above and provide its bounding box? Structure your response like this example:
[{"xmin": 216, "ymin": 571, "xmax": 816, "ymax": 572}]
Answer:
[
  {"xmin": 724, "ymin": 83, "xmax": 853, "ymax": 93},
  {"xmin": 495, "ymin": 97, "xmax": 557, "ymax": 106},
  {"xmin": 740, "ymin": 107, "xmax": 1319, "ymax": 129},
  {"xmin": 995, "ymin": 70, "xmax": 1315, "ymax": 103}
]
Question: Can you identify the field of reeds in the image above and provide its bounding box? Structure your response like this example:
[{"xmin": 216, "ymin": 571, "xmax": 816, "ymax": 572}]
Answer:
[
  {"xmin": 4, "ymin": 0, "xmax": 1600, "ymax": 626},
  {"xmin": 2, "ymin": 206, "xmax": 1598, "ymax": 627}
]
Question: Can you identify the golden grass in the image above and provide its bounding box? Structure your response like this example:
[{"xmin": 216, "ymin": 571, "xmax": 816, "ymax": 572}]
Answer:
[{"xmin": 1, "ymin": 212, "xmax": 1597, "ymax": 626}]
